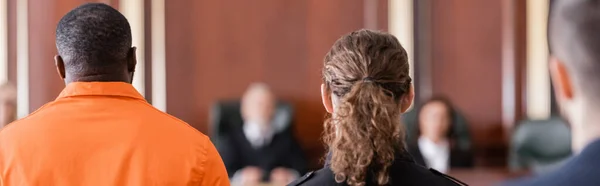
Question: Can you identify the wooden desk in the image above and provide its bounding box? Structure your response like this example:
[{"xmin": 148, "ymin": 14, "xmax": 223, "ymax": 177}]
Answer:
[{"xmin": 449, "ymin": 168, "xmax": 529, "ymax": 186}]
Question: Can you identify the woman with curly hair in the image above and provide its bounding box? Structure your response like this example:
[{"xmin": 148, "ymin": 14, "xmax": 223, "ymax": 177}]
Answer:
[{"xmin": 288, "ymin": 29, "xmax": 465, "ymax": 186}]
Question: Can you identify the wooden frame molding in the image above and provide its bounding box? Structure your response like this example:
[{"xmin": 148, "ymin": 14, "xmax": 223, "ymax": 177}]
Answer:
[
  {"xmin": 16, "ymin": 0, "xmax": 28, "ymax": 118},
  {"xmin": 413, "ymin": 0, "xmax": 433, "ymax": 103},
  {"xmin": 501, "ymin": 0, "xmax": 527, "ymax": 130},
  {"xmin": 526, "ymin": 0, "xmax": 550, "ymax": 119},
  {"xmin": 389, "ymin": 0, "xmax": 414, "ymax": 82},
  {"xmin": 0, "ymin": 0, "xmax": 7, "ymax": 83},
  {"xmin": 389, "ymin": 0, "xmax": 415, "ymax": 109},
  {"xmin": 120, "ymin": 0, "xmax": 146, "ymax": 96},
  {"xmin": 364, "ymin": 0, "xmax": 378, "ymax": 29},
  {"xmin": 151, "ymin": 0, "xmax": 166, "ymax": 111}
]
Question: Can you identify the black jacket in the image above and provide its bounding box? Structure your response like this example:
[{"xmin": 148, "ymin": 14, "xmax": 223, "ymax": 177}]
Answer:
[
  {"xmin": 407, "ymin": 142, "xmax": 474, "ymax": 169},
  {"xmin": 287, "ymin": 152, "xmax": 466, "ymax": 186},
  {"xmin": 503, "ymin": 139, "xmax": 600, "ymax": 186},
  {"xmin": 216, "ymin": 125, "xmax": 307, "ymax": 181}
]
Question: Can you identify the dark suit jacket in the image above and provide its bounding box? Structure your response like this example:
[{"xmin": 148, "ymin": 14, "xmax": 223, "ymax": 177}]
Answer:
[
  {"xmin": 217, "ymin": 124, "xmax": 307, "ymax": 181},
  {"xmin": 407, "ymin": 141, "xmax": 474, "ymax": 169},
  {"xmin": 287, "ymin": 152, "xmax": 465, "ymax": 186},
  {"xmin": 503, "ymin": 139, "xmax": 600, "ymax": 186}
]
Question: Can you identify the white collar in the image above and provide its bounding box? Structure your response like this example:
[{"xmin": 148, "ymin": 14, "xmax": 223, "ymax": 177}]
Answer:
[
  {"xmin": 243, "ymin": 121, "xmax": 274, "ymax": 149},
  {"xmin": 418, "ymin": 137, "xmax": 450, "ymax": 173}
]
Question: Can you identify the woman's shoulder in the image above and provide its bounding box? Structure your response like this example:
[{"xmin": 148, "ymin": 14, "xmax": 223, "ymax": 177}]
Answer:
[
  {"xmin": 286, "ymin": 167, "xmax": 340, "ymax": 186},
  {"xmin": 392, "ymin": 162, "xmax": 467, "ymax": 186},
  {"xmin": 287, "ymin": 161, "xmax": 466, "ymax": 186}
]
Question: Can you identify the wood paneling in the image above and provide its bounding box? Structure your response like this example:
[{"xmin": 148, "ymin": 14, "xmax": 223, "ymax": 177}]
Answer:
[
  {"xmin": 431, "ymin": 0, "xmax": 504, "ymax": 155},
  {"xmin": 501, "ymin": 0, "xmax": 527, "ymax": 133},
  {"xmin": 6, "ymin": 0, "xmax": 42, "ymax": 87},
  {"xmin": 377, "ymin": 0, "xmax": 388, "ymax": 31},
  {"xmin": 414, "ymin": 0, "xmax": 434, "ymax": 103},
  {"xmin": 7, "ymin": 0, "xmax": 16, "ymax": 83},
  {"xmin": 416, "ymin": 0, "xmax": 526, "ymax": 166},
  {"xmin": 165, "ymin": 0, "xmax": 386, "ymax": 167},
  {"xmin": 143, "ymin": 0, "xmax": 152, "ymax": 103}
]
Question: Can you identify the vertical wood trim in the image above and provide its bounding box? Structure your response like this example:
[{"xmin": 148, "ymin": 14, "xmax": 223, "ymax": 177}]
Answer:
[
  {"xmin": 143, "ymin": 0, "xmax": 152, "ymax": 103},
  {"xmin": 517, "ymin": 0, "xmax": 527, "ymax": 122},
  {"xmin": 501, "ymin": 0, "xmax": 517, "ymax": 130},
  {"xmin": 7, "ymin": 0, "xmax": 16, "ymax": 83},
  {"xmin": 364, "ymin": 0, "xmax": 378, "ymax": 29},
  {"xmin": 389, "ymin": 0, "xmax": 414, "ymax": 81},
  {"xmin": 526, "ymin": 0, "xmax": 550, "ymax": 119},
  {"xmin": 150, "ymin": 0, "xmax": 166, "ymax": 111},
  {"xmin": 16, "ymin": 0, "xmax": 28, "ymax": 118},
  {"xmin": 389, "ymin": 0, "xmax": 414, "ymax": 109},
  {"xmin": 502, "ymin": 0, "xmax": 527, "ymax": 131},
  {"xmin": 120, "ymin": 0, "xmax": 145, "ymax": 96},
  {"xmin": 414, "ymin": 0, "xmax": 433, "ymax": 103},
  {"xmin": 0, "ymin": 0, "xmax": 8, "ymax": 83},
  {"xmin": 377, "ymin": 0, "xmax": 389, "ymax": 31}
]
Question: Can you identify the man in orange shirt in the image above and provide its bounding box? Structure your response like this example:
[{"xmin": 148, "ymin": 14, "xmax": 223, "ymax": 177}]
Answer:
[{"xmin": 0, "ymin": 3, "xmax": 229, "ymax": 186}]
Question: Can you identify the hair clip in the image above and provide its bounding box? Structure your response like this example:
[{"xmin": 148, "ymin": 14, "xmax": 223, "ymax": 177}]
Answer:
[{"xmin": 362, "ymin": 77, "xmax": 375, "ymax": 83}]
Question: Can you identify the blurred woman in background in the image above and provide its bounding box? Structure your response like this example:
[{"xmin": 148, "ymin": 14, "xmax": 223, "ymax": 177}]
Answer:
[
  {"xmin": 288, "ymin": 29, "xmax": 464, "ymax": 186},
  {"xmin": 407, "ymin": 97, "xmax": 474, "ymax": 173}
]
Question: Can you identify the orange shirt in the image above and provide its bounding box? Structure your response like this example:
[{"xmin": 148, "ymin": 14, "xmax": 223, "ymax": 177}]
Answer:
[{"xmin": 0, "ymin": 82, "xmax": 229, "ymax": 186}]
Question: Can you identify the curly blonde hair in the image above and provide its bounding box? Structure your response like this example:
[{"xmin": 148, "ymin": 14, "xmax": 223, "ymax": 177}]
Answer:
[{"xmin": 322, "ymin": 29, "xmax": 411, "ymax": 186}]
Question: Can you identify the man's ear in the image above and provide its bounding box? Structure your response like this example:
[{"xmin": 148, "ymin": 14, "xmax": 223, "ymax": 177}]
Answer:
[
  {"xmin": 321, "ymin": 84, "xmax": 334, "ymax": 113},
  {"xmin": 549, "ymin": 56, "xmax": 574, "ymax": 101},
  {"xmin": 400, "ymin": 84, "xmax": 414, "ymax": 113},
  {"xmin": 127, "ymin": 47, "xmax": 137, "ymax": 73},
  {"xmin": 54, "ymin": 55, "xmax": 66, "ymax": 79}
]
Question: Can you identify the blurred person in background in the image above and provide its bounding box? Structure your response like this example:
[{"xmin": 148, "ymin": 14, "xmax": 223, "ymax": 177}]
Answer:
[
  {"xmin": 289, "ymin": 29, "xmax": 464, "ymax": 186},
  {"xmin": 504, "ymin": 0, "xmax": 600, "ymax": 185},
  {"xmin": 218, "ymin": 83, "xmax": 307, "ymax": 186},
  {"xmin": 0, "ymin": 82, "xmax": 16, "ymax": 128},
  {"xmin": 0, "ymin": 3, "xmax": 228, "ymax": 185},
  {"xmin": 408, "ymin": 97, "xmax": 473, "ymax": 173}
]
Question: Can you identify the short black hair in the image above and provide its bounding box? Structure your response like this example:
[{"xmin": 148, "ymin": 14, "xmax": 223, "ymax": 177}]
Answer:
[
  {"xmin": 56, "ymin": 3, "xmax": 131, "ymax": 75},
  {"xmin": 549, "ymin": 0, "xmax": 600, "ymax": 97}
]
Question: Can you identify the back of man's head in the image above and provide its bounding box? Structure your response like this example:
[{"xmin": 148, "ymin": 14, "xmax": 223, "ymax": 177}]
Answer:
[
  {"xmin": 56, "ymin": 3, "xmax": 133, "ymax": 82},
  {"xmin": 549, "ymin": 0, "xmax": 600, "ymax": 152},
  {"xmin": 549, "ymin": 0, "xmax": 600, "ymax": 98}
]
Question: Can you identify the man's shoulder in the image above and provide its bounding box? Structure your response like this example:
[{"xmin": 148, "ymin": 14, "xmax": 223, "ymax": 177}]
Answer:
[
  {"xmin": 501, "ymin": 172, "xmax": 571, "ymax": 186},
  {"xmin": 134, "ymin": 104, "xmax": 210, "ymax": 140},
  {"xmin": 0, "ymin": 102, "xmax": 58, "ymax": 137},
  {"xmin": 140, "ymin": 105, "xmax": 198, "ymax": 128},
  {"xmin": 501, "ymin": 159, "xmax": 600, "ymax": 186},
  {"xmin": 1, "ymin": 100, "xmax": 208, "ymax": 141}
]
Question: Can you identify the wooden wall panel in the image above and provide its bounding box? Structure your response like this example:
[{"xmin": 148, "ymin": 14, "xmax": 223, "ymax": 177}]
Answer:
[
  {"xmin": 7, "ymin": 0, "xmax": 16, "ymax": 83},
  {"xmin": 430, "ymin": 0, "xmax": 504, "ymax": 154},
  {"xmin": 165, "ymin": 0, "xmax": 385, "ymax": 167},
  {"xmin": 501, "ymin": 0, "xmax": 527, "ymax": 133},
  {"xmin": 416, "ymin": 0, "xmax": 527, "ymax": 166},
  {"xmin": 27, "ymin": 0, "xmax": 119, "ymax": 112},
  {"xmin": 143, "ymin": 0, "xmax": 152, "ymax": 103},
  {"xmin": 432, "ymin": 0, "xmax": 505, "ymax": 166},
  {"xmin": 377, "ymin": 0, "xmax": 388, "ymax": 31}
]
